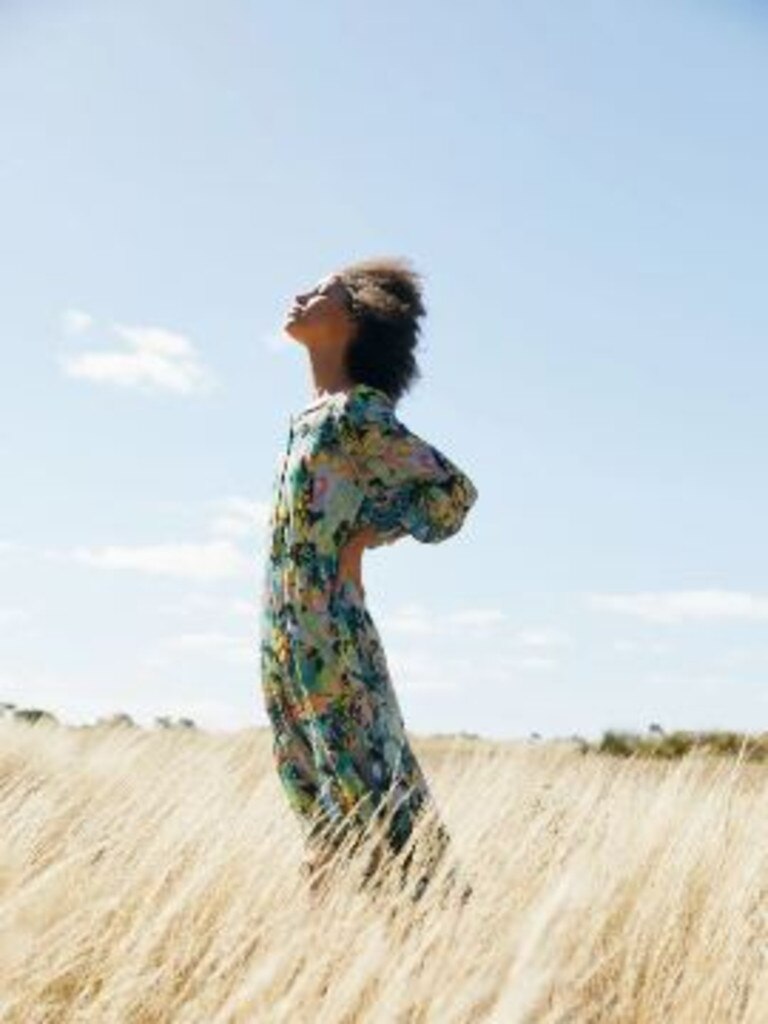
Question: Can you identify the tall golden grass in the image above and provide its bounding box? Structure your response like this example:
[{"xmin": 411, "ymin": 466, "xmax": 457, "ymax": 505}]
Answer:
[{"xmin": 0, "ymin": 718, "xmax": 766, "ymax": 1022}]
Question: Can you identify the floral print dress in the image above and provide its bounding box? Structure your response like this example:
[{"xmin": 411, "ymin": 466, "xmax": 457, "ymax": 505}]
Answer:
[{"xmin": 259, "ymin": 382, "xmax": 478, "ymax": 870}]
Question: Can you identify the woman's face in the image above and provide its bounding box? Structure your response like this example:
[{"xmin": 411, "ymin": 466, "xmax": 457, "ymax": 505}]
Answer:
[{"xmin": 282, "ymin": 272, "xmax": 356, "ymax": 347}]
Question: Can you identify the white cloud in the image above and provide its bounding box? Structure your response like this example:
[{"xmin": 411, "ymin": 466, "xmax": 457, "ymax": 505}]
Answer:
[
  {"xmin": 641, "ymin": 669, "xmax": 728, "ymax": 694},
  {"xmin": 66, "ymin": 539, "xmax": 250, "ymax": 580},
  {"xmin": 61, "ymin": 309, "xmax": 94, "ymax": 335},
  {"xmin": 385, "ymin": 648, "xmax": 561, "ymax": 704},
  {"xmin": 381, "ymin": 604, "xmax": 439, "ymax": 635},
  {"xmin": 0, "ymin": 606, "xmax": 31, "ymax": 628},
  {"xmin": 382, "ymin": 604, "xmax": 507, "ymax": 635},
  {"xmin": 207, "ymin": 496, "xmax": 271, "ymax": 539},
  {"xmin": 156, "ymin": 593, "xmax": 260, "ymax": 618},
  {"xmin": 59, "ymin": 321, "xmax": 217, "ymax": 395},
  {"xmin": 717, "ymin": 646, "xmax": 768, "ymax": 668},
  {"xmin": 381, "ymin": 605, "xmax": 569, "ymax": 652},
  {"xmin": 386, "ymin": 648, "xmax": 468, "ymax": 693},
  {"xmin": 37, "ymin": 494, "xmax": 268, "ymax": 588},
  {"xmin": 483, "ymin": 653, "xmax": 561, "ymax": 677},
  {"xmin": 157, "ymin": 630, "xmax": 254, "ymax": 666},
  {"xmin": 611, "ymin": 638, "xmax": 672, "ymax": 654},
  {"xmin": 156, "ymin": 592, "xmax": 226, "ymax": 616},
  {"xmin": 514, "ymin": 654, "xmax": 559, "ymax": 671},
  {"xmin": 586, "ymin": 589, "xmax": 768, "ymax": 624},
  {"xmin": 445, "ymin": 608, "xmax": 507, "ymax": 628},
  {"xmin": 511, "ymin": 626, "xmax": 570, "ymax": 648}
]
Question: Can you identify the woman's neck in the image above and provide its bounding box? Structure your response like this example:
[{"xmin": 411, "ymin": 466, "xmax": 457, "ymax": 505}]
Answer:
[{"xmin": 307, "ymin": 347, "xmax": 354, "ymax": 401}]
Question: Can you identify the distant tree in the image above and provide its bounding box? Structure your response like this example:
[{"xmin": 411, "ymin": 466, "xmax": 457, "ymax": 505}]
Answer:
[
  {"xmin": 529, "ymin": 731, "xmax": 542, "ymax": 741},
  {"xmin": 568, "ymin": 733, "xmax": 590, "ymax": 754},
  {"xmin": 154, "ymin": 715, "xmax": 197, "ymax": 730},
  {"xmin": 14, "ymin": 708, "xmax": 58, "ymax": 726},
  {"xmin": 648, "ymin": 722, "xmax": 665, "ymax": 735},
  {"xmin": 96, "ymin": 713, "xmax": 137, "ymax": 729},
  {"xmin": 598, "ymin": 729, "xmax": 636, "ymax": 757}
]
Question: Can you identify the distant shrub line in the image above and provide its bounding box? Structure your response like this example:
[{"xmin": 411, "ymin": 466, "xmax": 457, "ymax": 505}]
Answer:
[
  {"xmin": 0, "ymin": 702, "xmax": 197, "ymax": 731},
  {"xmin": 585, "ymin": 727, "xmax": 768, "ymax": 762},
  {"xmin": 2, "ymin": 704, "xmax": 765, "ymax": 759}
]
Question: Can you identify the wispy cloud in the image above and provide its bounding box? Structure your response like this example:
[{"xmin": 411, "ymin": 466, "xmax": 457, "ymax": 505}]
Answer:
[
  {"xmin": 586, "ymin": 589, "xmax": 768, "ymax": 623},
  {"xmin": 511, "ymin": 626, "xmax": 570, "ymax": 647},
  {"xmin": 445, "ymin": 608, "xmax": 507, "ymax": 628},
  {"xmin": 44, "ymin": 493, "xmax": 266, "ymax": 584},
  {"xmin": 156, "ymin": 593, "xmax": 259, "ymax": 618},
  {"xmin": 716, "ymin": 646, "xmax": 768, "ymax": 668},
  {"xmin": 156, "ymin": 630, "xmax": 254, "ymax": 665},
  {"xmin": 61, "ymin": 309, "xmax": 95, "ymax": 335},
  {"xmin": 484, "ymin": 652, "xmax": 562, "ymax": 675},
  {"xmin": 207, "ymin": 496, "xmax": 271, "ymax": 539},
  {"xmin": 0, "ymin": 605, "xmax": 31, "ymax": 628},
  {"xmin": 381, "ymin": 604, "xmax": 569, "ymax": 651},
  {"xmin": 381, "ymin": 604, "xmax": 439, "ymax": 635},
  {"xmin": 65, "ymin": 539, "xmax": 250, "ymax": 580},
  {"xmin": 386, "ymin": 648, "xmax": 469, "ymax": 693},
  {"xmin": 513, "ymin": 654, "xmax": 559, "ymax": 671},
  {"xmin": 611, "ymin": 638, "xmax": 672, "ymax": 654},
  {"xmin": 381, "ymin": 603, "xmax": 486, "ymax": 635},
  {"xmin": 58, "ymin": 315, "xmax": 217, "ymax": 395},
  {"xmin": 641, "ymin": 669, "xmax": 729, "ymax": 693}
]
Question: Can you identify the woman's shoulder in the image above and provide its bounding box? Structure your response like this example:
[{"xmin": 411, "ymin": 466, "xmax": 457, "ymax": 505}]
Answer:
[{"xmin": 336, "ymin": 382, "xmax": 397, "ymax": 429}]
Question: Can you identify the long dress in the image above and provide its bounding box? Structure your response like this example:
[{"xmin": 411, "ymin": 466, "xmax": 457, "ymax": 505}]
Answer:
[{"xmin": 259, "ymin": 381, "xmax": 479, "ymax": 880}]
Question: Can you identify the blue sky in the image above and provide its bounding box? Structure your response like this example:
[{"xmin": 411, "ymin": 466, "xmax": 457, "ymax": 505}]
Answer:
[{"xmin": 2, "ymin": 0, "xmax": 767, "ymax": 739}]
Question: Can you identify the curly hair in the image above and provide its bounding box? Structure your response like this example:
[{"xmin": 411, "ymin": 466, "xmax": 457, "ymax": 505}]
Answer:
[{"xmin": 336, "ymin": 256, "xmax": 427, "ymax": 405}]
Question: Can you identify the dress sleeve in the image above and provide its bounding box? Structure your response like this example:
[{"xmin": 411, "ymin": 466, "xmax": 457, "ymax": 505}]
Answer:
[{"xmin": 337, "ymin": 394, "xmax": 479, "ymax": 546}]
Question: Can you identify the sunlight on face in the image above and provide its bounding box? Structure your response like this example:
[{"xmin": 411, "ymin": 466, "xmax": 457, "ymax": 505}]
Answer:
[{"xmin": 282, "ymin": 272, "xmax": 355, "ymax": 346}]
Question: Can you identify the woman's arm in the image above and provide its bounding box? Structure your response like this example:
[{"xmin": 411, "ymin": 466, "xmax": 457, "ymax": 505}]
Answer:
[{"xmin": 338, "ymin": 394, "xmax": 479, "ymax": 546}]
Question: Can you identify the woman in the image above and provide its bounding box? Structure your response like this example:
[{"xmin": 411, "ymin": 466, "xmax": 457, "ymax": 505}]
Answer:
[{"xmin": 259, "ymin": 256, "xmax": 478, "ymax": 901}]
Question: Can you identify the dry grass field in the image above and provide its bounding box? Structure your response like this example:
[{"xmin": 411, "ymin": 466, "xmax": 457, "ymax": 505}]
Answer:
[{"xmin": 0, "ymin": 717, "xmax": 766, "ymax": 1023}]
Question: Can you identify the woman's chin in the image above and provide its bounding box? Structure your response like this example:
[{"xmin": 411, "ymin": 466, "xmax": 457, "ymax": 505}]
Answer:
[{"xmin": 282, "ymin": 321, "xmax": 306, "ymax": 343}]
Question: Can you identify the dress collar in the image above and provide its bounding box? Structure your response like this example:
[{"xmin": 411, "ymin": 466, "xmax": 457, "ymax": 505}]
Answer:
[{"xmin": 291, "ymin": 382, "xmax": 392, "ymax": 420}]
